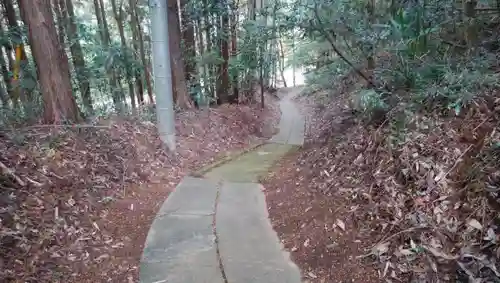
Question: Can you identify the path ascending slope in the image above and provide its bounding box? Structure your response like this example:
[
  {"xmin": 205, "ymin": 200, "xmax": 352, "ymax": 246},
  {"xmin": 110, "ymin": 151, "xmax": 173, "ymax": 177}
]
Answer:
[{"xmin": 140, "ymin": 87, "xmax": 305, "ymax": 283}]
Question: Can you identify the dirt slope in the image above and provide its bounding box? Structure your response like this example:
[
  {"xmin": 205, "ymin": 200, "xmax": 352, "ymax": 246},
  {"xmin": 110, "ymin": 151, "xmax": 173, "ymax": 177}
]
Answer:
[
  {"xmin": 0, "ymin": 100, "xmax": 279, "ymax": 283},
  {"xmin": 263, "ymin": 83, "xmax": 500, "ymax": 282}
]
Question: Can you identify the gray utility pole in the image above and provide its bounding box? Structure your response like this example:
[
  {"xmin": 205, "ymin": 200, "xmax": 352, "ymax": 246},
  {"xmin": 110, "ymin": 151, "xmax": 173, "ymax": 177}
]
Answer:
[{"xmin": 149, "ymin": 0, "xmax": 176, "ymax": 151}]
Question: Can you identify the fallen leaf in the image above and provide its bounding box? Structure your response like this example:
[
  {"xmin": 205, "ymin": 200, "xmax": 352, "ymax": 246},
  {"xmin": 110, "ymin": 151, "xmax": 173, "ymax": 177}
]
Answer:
[
  {"xmin": 467, "ymin": 219, "xmax": 483, "ymax": 230},
  {"xmin": 336, "ymin": 219, "xmax": 346, "ymax": 231},
  {"xmin": 374, "ymin": 242, "xmax": 390, "ymax": 256},
  {"xmin": 307, "ymin": 272, "xmax": 318, "ymax": 279}
]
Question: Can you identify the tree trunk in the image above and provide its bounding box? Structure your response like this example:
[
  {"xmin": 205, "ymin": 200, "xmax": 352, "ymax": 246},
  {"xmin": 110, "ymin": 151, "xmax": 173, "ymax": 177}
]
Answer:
[
  {"xmin": 3, "ymin": 0, "xmax": 32, "ymax": 103},
  {"xmin": 180, "ymin": 0, "xmax": 196, "ymax": 84},
  {"xmin": 134, "ymin": 6, "xmax": 153, "ymax": 103},
  {"xmin": 0, "ymin": 26, "xmax": 9, "ymax": 109},
  {"xmin": 168, "ymin": 0, "xmax": 192, "ymax": 109},
  {"xmin": 278, "ymin": 39, "xmax": 287, "ymax": 87},
  {"xmin": 52, "ymin": 0, "xmax": 66, "ymax": 46},
  {"xmin": 248, "ymin": 0, "xmax": 256, "ymax": 20},
  {"xmin": 229, "ymin": 0, "xmax": 239, "ymax": 103},
  {"xmin": 0, "ymin": 47, "xmax": 13, "ymax": 107},
  {"xmin": 203, "ymin": 0, "xmax": 214, "ymax": 98},
  {"xmin": 19, "ymin": 0, "xmax": 81, "ymax": 123},
  {"xmin": 94, "ymin": 0, "xmax": 124, "ymax": 112},
  {"xmin": 63, "ymin": 0, "xmax": 93, "ymax": 113},
  {"xmin": 196, "ymin": 16, "xmax": 208, "ymax": 101},
  {"xmin": 366, "ymin": 0, "xmax": 375, "ymax": 85},
  {"xmin": 270, "ymin": 3, "xmax": 278, "ymax": 88},
  {"xmin": 217, "ymin": 3, "xmax": 230, "ymax": 104},
  {"xmin": 111, "ymin": 0, "xmax": 136, "ymax": 109},
  {"xmin": 292, "ymin": 33, "xmax": 295, "ymax": 86},
  {"xmin": 129, "ymin": 0, "xmax": 144, "ymax": 105},
  {"xmin": 92, "ymin": 0, "xmax": 104, "ymax": 40},
  {"xmin": 0, "ymin": 81, "xmax": 8, "ymax": 107},
  {"xmin": 259, "ymin": 0, "xmax": 268, "ymax": 90},
  {"xmin": 98, "ymin": 0, "xmax": 111, "ymax": 44},
  {"xmin": 0, "ymin": 20, "xmax": 15, "ymax": 107}
]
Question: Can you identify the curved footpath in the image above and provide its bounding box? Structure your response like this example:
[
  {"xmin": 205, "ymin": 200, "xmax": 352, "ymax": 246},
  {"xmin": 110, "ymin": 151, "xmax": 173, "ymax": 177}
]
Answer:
[{"xmin": 139, "ymin": 87, "xmax": 305, "ymax": 283}]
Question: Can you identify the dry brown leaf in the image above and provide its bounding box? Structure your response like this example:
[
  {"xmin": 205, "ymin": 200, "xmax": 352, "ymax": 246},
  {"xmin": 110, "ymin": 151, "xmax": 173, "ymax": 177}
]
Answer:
[
  {"xmin": 336, "ymin": 219, "xmax": 346, "ymax": 231},
  {"xmin": 467, "ymin": 219, "xmax": 483, "ymax": 231}
]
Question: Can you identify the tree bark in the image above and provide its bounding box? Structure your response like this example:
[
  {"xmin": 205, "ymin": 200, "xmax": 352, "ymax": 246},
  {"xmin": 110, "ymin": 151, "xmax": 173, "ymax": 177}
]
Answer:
[
  {"xmin": 0, "ymin": 20, "xmax": 15, "ymax": 107},
  {"xmin": 98, "ymin": 0, "xmax": 111, "ymax": 44},
  {"xmin": 129, "ymin": 0, "xmax": 144, "ymax": 105},
  {"xmin": 168, "ymin": 0, "xmax": 192, "ymax": 109},
  {"xmin": 229, "ymin": 0, "xmax": 239, "ymax": 103},
  {"xmin": 180, "ymin": 0, "xmax": 196, "ymax": 83},
  {"xmin": 278, "ymin": 39, "xmax": 287, "ymax": 87},
  {"xmin": 2, "ymin": 0, "xmax": 32, "ymax": 103},
  {"xmin": 92, "ymin": 0, "xmax": 104, "ymax": 40},
  {"xmin": 63, "ymin": 0, "xmax": 93, "ymax": 112},
  {"xmin": 217, "ymin": 2, "xmax": 230, "ymax": 104},
  {"xmin": 94, "ymin": 0, "xmax": 124, "ymax": 111},
  {"xmin": 19, "ymin": 0, "xmax": 81, "ymax": 123},
  {"xmin": 0, "ymin": 80, "xmax": 8, "ymax": 107},
  {"xmin": 136, "ymin": 10, "xmax": 153, "ymax": 103},
  {"xmin": 111, "ymin": 0, "xmax": 136, "ymax": 109},
  {"xmin": 53, "ymin": 0, "xmax": 66, "ymax": 46},
  {"xmin": 203, "ymin": 0, "xmax": 214, "ymax": 98},
  {"xmin": 292, "ymin": 33, "xmax": 295, "ymax": 86}
]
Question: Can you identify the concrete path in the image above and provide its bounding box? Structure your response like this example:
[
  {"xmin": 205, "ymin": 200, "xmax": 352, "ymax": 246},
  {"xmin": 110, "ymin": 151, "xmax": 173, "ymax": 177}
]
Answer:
[
  {"xmin": 270, "ymin": 87, "xmax": 305, "ymax": 146},
  {"xmin": 140, "ymin": 87, "xmax": 305, "ymax": 283}
]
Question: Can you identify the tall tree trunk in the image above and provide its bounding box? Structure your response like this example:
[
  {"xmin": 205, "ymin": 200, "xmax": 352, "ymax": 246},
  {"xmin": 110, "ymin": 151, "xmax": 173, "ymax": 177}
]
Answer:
[
  {"xmin": 129, "ymin": 0, "xmax": 144, "ymax": 105},
  {"xmin": 52, "ymin": 0, "xmax": 66, "ymax": 46},
  {"xmin": 168, "ymin": 0, "xmax": 192, "ymax": 109},
  {"xmin": 135, "ymin": 10, "xmax": 153, "ymax": 104},
  {"xmin": 52, "ymin": 0, "xmax": 66, "ymax": 47},
  {"xmin": 3, "ymin": 0, "xmax": 32, "ymax": 104},
  {"xmin": 63, "ymin": 0, "xmax": 93, "ymax": 113},
  {"xmin": 229, "ymin": 0, "xmax": 239, "ymax": 103},
  {"xmin": 111, "ymin": 0, "xmax": 136, "ymax": 109},
  {"xmin": 0, "ymin": 81, "xmax": 8, "ymax": 107},
  {"xmin": 270, "ymin": 3, "xmax": 277, "ymax": 88},
  {"xmin": 366, "ymin": 0, "xmax": 375, "ymax": 85},
  {"xmin": 111, "ymin": 0, "xmax": 135, "ymax": 108},
  {"xmin": 94, "ymin": 0, "xmax": 123, "ymax": 111},
  {"xmin": 0, "ymin": 32, "xmax": 9, "ymax": 108},
  {"xmin": 217, "ymin": 2, "xmax": 230, "ymax": 104},
  {"xmin": 278, "ymin": 39, "xmax": 287, "ymax": 87},
  {"xmin": 98, "ymin": 0, "xmax": 111, "ymax": 44},
  {"xmin": 292, "ymin": 32, "xmax": 296, "ymax": 86},
  {"xmin": 243, "ymin": 0, "xmax": 256, "ymax": 98},
  {"xmin": 203, "ymin": 0, "xmax": 214, "ymax": 98},
  {"xmin": 0, "ymin": 20, "xmax": 15, "ymax": 107},
  {"xmin": 19, "ymin": 0, "xmax": 81, "ymax": 123},
  {"xmin": 92, "ymin": 0, "xmax": 104, "ymax": 40},
  {"xmin": 248, "ymin": 0, "xmax": 256, "ymax": 20},
  {"xmin": 257, "ymin": 0, "xmax": 266, "ymax": 108},
  {"xmin": 180, "ymin": 0, "xmax": 196, "ymax": 84},
  {"xmin": 196, "ymin": 16, "xmax": 208, "ymax": 101}
]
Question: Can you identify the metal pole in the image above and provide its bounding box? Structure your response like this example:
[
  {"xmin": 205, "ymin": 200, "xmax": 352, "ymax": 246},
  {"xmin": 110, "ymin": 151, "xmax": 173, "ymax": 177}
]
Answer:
[
  {"xmin": 292, "ymin": 31, "xmax": 296, "ymax": 87},
  {"xmin": 149, "ymin": 0, "xmax": 176, "ymax": 151}
]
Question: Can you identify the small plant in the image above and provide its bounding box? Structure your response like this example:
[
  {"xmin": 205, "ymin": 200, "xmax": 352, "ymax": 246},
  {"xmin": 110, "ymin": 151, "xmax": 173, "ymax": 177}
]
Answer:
[{"xmin": 350, "ymin": 88, "xmax": 388, "ymax": 122}]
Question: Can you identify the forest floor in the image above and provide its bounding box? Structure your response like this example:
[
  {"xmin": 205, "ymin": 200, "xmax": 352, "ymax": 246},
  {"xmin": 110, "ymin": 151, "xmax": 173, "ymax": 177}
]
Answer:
[
  {"xmin": 262, "ymin": 75, "xmax": 500, "ymax": 282},
  {"xmin": 0, "ymin": 96, "xmax": 280, "ymax": 282}
]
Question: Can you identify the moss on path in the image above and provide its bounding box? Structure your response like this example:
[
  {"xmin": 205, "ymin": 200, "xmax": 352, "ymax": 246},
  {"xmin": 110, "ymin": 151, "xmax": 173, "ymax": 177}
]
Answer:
[{"xmin": 204, "ymin": 143, "xmax": 298, "ymax": 182}]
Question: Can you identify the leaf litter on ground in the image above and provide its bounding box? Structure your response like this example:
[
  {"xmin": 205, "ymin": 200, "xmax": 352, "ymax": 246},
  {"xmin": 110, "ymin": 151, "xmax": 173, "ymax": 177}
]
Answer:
[
  {"xmin": 0, "ymin": 98, "xmax": 280, "ymax": 282},
  {"xmin": 263, "ymin": 73, "xmax": 500, "ymax": 283}
]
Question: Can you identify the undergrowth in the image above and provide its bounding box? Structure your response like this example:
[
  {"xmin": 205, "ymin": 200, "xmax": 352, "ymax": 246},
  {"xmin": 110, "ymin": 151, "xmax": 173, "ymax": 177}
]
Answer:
[{"xmin": 288, "ymin": 0, "xmax": 500, "ymax": 281}]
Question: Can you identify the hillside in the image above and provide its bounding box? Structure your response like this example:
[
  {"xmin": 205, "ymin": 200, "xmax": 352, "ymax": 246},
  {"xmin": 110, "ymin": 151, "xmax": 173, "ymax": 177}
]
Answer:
[
  {"xmin": 263, "ymin": 76, "xmax": 500, "ymax": 282},
  {"xmin": 0, "ymin": 100, "xmax": 279, "ymax": 282}
]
